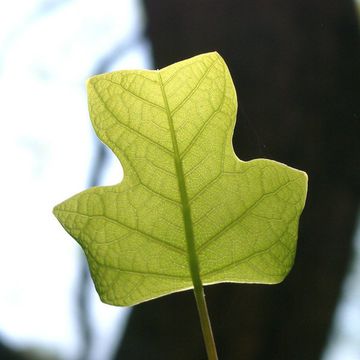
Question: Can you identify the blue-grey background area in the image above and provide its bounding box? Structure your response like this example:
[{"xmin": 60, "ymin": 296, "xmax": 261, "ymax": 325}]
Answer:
[
  {"xmin": 0, "ymin": 1, "xmax": 151, "ymax": 359},
  {"xmin": 0, "ymin": 1, "xmax": 359, "ymax": 359}
]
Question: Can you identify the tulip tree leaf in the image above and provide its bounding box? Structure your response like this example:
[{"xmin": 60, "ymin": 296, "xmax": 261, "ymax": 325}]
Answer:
[{"xmin": 53, "ymin": 52, "xmax": 307, "ymax": 306}]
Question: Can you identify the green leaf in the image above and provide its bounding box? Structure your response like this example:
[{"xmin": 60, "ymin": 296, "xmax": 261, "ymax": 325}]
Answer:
[{"xmin": 53, "ymin": 52, "xmax": 307, "ymax": 306}]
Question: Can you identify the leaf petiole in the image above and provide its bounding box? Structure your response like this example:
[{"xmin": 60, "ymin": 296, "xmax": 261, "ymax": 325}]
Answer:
[{"xmin": 193, "ymin": 284, "xmax": 218, "ymax": 360}]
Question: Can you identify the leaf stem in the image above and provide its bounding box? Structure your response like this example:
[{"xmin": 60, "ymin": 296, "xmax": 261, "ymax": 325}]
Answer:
[
  {"xmin": 158, "ymin": 71, "xmax": 218, "ymax": 360},
  {"xmin": 193, "ymin": 284, "xmax": 218, "ymax": 360}
]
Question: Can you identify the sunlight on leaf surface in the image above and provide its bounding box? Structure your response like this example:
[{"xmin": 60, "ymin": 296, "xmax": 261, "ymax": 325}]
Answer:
[{"xmin": 54, "ymin": 52, "xmax": 307, "ymax": 306}]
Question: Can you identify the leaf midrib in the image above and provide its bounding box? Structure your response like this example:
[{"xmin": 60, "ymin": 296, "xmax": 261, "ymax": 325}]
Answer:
[{"xmin": 157, "ymin": 71, "xmax": 203, "ymax": 290}]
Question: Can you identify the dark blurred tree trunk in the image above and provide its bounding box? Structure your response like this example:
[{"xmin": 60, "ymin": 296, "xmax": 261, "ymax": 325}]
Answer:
[
  {"xmin": 0, "ymin": 341, "xmax": 26, "ymax": 360},
  {"xmin": 115, "ymin": 1, "xmax": 360, "ymax": 359}
]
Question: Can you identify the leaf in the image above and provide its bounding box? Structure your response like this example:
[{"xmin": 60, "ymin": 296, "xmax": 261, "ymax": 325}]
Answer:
[{"xmin": 53, "ymin": 52, "xmax": 307, "ymax": 306}]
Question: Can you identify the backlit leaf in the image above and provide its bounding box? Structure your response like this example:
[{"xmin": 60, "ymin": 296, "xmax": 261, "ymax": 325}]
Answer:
[{"xmin": 53, "ymin": 52, "xmax": 307, "ymax": 306}]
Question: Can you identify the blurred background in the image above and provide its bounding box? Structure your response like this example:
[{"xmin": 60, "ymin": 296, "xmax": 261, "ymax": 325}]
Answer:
[{"xmin": 0, "ymin": 0, "xmax": 359, "ymax": 359}]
